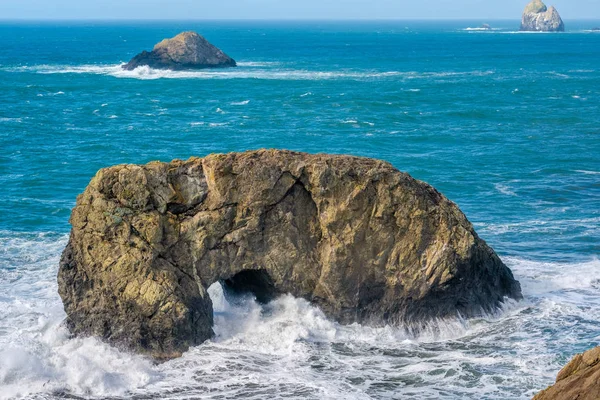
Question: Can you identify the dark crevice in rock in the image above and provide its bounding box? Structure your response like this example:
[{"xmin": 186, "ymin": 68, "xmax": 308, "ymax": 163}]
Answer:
[{"xmin": 221, "ymin": 269, "xmax": 280, "ymax": 304}]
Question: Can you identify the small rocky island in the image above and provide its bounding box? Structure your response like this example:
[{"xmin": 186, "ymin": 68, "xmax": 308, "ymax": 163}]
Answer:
[
  {"xmin": 520, "ymin": 0, "xmax": 565, "ymax": 32},
  {"xmin": 58, "ymin": 150, "xmax": 522, "ymax": 360},
  {"xmin": 123, "ymin": 31, "xmax": 236, "ymax": 71},
  {"xmin": 534, "ymin": 346, "xmax": 600, "ymax": 399}
]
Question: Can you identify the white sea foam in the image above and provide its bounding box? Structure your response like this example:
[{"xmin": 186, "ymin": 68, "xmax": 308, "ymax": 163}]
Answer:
[
  {"xmin": 6, "ymin": 64, "xmax": 496, "ymax": 82},
  {"xmin": 0, "ymin": 117, "xmax": 23, "ymax": 123},
  {"xmin": 230, "ymin": 100, "xmax": 250, "ymax": 105},
  {"xmin": 236, "ymin": 61, "xmax": 282, "ymax": 67},
  {"xmin": 462, "ymin": 28, "xmax": 502, "ymax": 32},
  {"xmin": 494, "ymin": 182, "xmax": 518, "ymax": 196},
  {"xmin": 477, "ymin": 217, "xmax": 600, "ymax": 236},
  {"xmin": 505, "ymin": 257, "xmax": 600, "ymax": 297},
  {"xmin": 1, "ymin": 231, "xmax": 598, "ymax": 399},
  {"xmin": 0, "ymin": 233, "xmax": 157, "ymax": 399},
  {"xmin": 548, "ymin": 71, "xmax": 570, "ymax": 78}
]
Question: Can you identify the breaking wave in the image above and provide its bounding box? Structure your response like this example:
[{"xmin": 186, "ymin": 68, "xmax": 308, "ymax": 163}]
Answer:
[
  {"xmin": 3, "ymin": 63, "xmax": 496, "ymax": 82},
  {"xmin": 1, "ymin": 231, "xmax": 599, "ymax": 399}
]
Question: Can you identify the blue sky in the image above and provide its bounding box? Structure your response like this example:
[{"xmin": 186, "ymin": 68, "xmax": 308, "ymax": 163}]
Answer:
[{"xmin": 0, "ymin": 0, "xmax": 597, "ymax": 20}]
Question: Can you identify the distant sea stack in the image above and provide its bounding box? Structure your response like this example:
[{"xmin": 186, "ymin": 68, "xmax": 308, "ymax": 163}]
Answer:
[
  {"xmin": 520, "ymin": 0, "xmax": 565, "ymax": 32},
  {"xmin": 123, "ymin": 31, "xmax": 236, "ymax": 71},
  {"xmin": 533, "ymin": 346, "xmax": 600, "ymax": 400},
  {"xmin": 57, "ymin": 150, "xmax": 522, "ymax": 360}
]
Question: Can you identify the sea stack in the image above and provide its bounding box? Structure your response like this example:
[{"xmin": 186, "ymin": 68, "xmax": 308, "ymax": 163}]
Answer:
[
  {"xmin": 520, "ymin": 0, "xmax": 565, "ymax": 32},
  {"xmin": 534, "ymin": 346, "xmax": 600, "ymax": 400},
  {"xmin": 123, "ymin": 31, "xmax": 236, "ymax": 71},
  {"xmin": 57, "ymin": 150, "xmax": 522, "ymax": 360}
]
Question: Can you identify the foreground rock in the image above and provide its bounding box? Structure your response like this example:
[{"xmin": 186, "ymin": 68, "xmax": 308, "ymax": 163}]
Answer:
[
  {"xmin": 123, "ymin": 31, "xmax": 236, "ymax": 71},
  {"xmin": 520, "ymin": 0, "xmax": 565, "ymax": 32},
  {"xmin": 58, "ymin": 150, "xmax": 522, "ymax": 359},
  {"xmin": 534, "ymin": 347, "xmax": 600, "ymax": 400}
]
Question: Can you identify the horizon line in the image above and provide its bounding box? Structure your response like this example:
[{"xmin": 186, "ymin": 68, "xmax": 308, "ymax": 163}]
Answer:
[{"xmin": 1, "ymin": 17, "xmax": 600, "ymax": 23}]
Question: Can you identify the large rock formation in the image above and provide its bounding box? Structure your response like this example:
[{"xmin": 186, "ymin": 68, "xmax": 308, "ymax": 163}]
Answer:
[
  {"xmin": 534, "ymin": 347, "xmax": 600, "ymax": 400},
  {"xmin": 58, "ymin": 150, "xmax": 522, "ymax": 360},
  {"xmin": 122, "ymin": 31, "xmax": 236, "ymax": 71},
  {"xmin": 520, "ymin": 0, "xmax": 565, "ymax": 32}
]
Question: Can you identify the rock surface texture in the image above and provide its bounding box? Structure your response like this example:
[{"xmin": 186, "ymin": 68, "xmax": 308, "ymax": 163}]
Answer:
[
  {"xmin": 533, "ymin": 347, "xmax": 600, "ymax": 400},
  {"xmin": 58, "ymin": 150, "xmax": 522, "ymax": 359},
  {"xmin": 520, "ymin": 0, "xmax": 565, "ymax": 32},
  {"xmin": 122, "ymin": 31, "xmax": 236, "ymax": 71}
]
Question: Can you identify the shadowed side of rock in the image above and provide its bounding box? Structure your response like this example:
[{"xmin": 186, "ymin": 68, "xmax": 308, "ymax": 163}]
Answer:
[
  {"xmin": 533, "ymin": 346, "xmax": 600, "ymax": 400},
  {"xmin": 58, "ymin": 150, "xmax": 522, "ymax": 360}
]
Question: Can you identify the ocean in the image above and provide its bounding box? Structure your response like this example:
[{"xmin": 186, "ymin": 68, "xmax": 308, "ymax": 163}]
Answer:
[{"xmin": 0, "ymin": 20, "xmax": 599, "ymax": 399}]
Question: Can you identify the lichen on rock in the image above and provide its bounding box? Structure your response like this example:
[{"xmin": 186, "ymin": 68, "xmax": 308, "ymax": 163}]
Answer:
[{"xmin": 58, "ymin": 150, "xmax": 522, "ymax": 360}]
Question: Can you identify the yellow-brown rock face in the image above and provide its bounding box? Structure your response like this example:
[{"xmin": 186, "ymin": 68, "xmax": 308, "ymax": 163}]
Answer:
[
  {"xmin": 534, "ymin": 346, "xmax": 600, "ymax": 400},
  {"xmin": 58, "ymin": 150, "xmax": 521, "ymax": 359}
]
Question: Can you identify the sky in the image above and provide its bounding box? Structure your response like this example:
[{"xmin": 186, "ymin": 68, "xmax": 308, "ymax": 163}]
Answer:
[{"xmin": 0, "ymin": 0, "xmax": 598, "ymax": 20}]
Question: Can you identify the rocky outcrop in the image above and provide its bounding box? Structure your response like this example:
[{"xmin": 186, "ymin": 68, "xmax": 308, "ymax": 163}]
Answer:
[
  {"xmin": 122, "ymin": 31, "xmax": 236, "ymax": 71},
  {"xmin": 534, "ymin": 347, "xmax": 600, "ymax": 400},
  {"xmin": 520, "ymin": 0, "xmax": 565, "ymax": 32},
  {"xmin": 58, "ymin": 150, "xmax": 522, "ymax": 360}
]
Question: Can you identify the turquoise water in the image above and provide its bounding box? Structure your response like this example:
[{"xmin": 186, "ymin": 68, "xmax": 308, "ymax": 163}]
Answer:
[{"xmin": 0, "ymin": 21, "xmax": 599, "ymax": 399}]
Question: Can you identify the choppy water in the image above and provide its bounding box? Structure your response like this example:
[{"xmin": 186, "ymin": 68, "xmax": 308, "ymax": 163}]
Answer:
[{"xmin": 0, "ymin": 20, "xmax": 599, "ymax": 399}]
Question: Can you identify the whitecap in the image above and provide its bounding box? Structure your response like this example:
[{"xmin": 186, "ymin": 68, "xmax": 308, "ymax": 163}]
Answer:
[
  {"xmin": 548, "ymin": 71, "xmax": 570, "ymax": 78},
  {"xmin": 236, "ymin": 61, "xmax": 281, "ymax": 67},
  {"xmin": 15, "ymin": 63, "xmax": 497, "ymax": 82},
  {"xmin": 494, "ymin": 182, "xmax": 518, "ymax": 196},
  {"xmin": 230, "ymin": 100, "xmax": 250, "ymax": 105},
  {"xmin": 3, "ymin": 230, "xmax": 599, "ymax": 399}
]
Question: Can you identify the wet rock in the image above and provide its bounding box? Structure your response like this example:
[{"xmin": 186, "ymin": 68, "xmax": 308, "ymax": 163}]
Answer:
[
  {"xmin": 122, "ymin": 31, "xmax": 236, "ymax": 71},
  {"xmin": 58, "ymin": 150, "xmax": 522, "ymax": 360}
]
